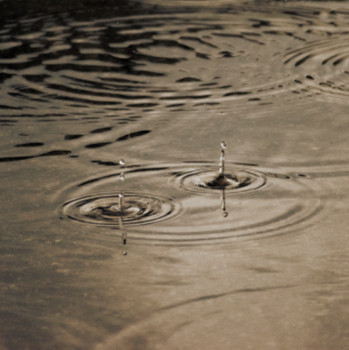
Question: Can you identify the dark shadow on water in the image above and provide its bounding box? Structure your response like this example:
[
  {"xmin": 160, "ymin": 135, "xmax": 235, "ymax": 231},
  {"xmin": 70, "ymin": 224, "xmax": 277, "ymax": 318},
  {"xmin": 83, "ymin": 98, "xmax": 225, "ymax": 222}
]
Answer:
[
  {"xmin": 116, "ymin": 130, "xmax": 151, "ymax": 142},
  {"xmin": 0, "ymin": 150, "xmax": 71, "ymax": 162}
]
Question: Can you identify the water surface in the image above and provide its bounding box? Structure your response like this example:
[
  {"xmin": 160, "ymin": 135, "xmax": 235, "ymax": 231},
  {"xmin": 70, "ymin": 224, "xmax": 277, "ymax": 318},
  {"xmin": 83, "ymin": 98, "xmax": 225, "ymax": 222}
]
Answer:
[{"xmin": 0, "ymin": 1, "xmax": 349, "ymax": 349}]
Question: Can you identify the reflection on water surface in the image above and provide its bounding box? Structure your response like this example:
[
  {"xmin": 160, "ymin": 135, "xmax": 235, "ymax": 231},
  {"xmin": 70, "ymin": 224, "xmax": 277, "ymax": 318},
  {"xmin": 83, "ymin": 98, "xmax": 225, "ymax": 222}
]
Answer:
[{"xmin": 0, "ymin": 0, "xmax": 349, "ymax": 349}]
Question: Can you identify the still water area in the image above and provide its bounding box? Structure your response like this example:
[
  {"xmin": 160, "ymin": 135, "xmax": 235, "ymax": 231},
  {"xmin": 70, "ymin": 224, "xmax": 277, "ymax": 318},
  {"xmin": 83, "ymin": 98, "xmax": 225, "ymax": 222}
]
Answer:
[{"xmin": 0, "ymin": 0, "xmax": 349, "ymax": 348}]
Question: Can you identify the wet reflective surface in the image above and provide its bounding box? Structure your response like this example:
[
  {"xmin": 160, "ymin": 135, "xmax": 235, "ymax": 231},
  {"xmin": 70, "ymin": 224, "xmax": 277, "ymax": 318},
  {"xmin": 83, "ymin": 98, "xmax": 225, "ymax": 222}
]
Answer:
[{"xmin": 1, "ymin": 1, "xmax": 349, "ymax": 349}]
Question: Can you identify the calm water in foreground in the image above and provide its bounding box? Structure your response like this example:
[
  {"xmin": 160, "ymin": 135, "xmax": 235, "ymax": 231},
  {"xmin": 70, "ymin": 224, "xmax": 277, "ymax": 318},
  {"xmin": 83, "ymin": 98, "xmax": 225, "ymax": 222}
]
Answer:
[{"xmin": 0, "ymin": 0, "xmax": 349, "ymax": 349}]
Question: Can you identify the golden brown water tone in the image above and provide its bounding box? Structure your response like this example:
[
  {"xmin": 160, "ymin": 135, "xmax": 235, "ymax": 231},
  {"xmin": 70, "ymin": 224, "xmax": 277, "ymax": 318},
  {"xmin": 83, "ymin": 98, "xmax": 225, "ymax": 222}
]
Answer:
[{"xmin": 0, "ymin": 1, "xmax": 349, "ymax": 349}]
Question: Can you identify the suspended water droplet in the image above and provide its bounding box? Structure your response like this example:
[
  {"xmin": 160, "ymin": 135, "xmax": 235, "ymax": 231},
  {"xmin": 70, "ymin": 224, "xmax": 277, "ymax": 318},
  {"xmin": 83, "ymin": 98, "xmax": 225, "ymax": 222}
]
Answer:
[
  {"xmin": 121, "ymin": 232, "xmax": 127, "ymax": 245},
  {"xmin": 221, "ymin": 189, "xmax": 229, "ymax": 218},
  {"xmin": 122, "ymin": 251, "xmax": 128, "ymax": 256},
  {"xmin": 219, "ymin": 142, "xmax": 226, "ymax": 176},
  {"xmin": 119, "ymin": 160, "xmax": 126, "ymax": 191},
  {"xmin": 119, "ymin": 193, "xmax": 124, "ymax": 210}
]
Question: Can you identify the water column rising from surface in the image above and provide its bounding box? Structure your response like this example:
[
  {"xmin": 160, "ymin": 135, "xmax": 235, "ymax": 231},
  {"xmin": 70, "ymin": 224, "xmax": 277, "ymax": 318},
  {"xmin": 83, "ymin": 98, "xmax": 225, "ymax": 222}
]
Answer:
[{"xmin": 119, "ymin": 159, "xmax": 128, "ymax": 255}]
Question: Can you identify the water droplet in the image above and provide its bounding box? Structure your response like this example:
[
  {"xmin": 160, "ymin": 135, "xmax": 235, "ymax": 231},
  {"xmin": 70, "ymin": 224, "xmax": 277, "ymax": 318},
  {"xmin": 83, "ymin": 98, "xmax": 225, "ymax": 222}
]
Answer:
[
  {"xmin": 121, "ymin": 232, "xmax": 127, "ymax": 245},
  {"xmin": 119, "ymin": 193, "xmax": 124, "ymax": 210},
  {"xmin": 122, "ymin": 251, "xmax": 128, "ymax": 256},
  {"xmin": 120, "ymin": 173, "xmax": 125, "ymax": 182},
  {"xmin": 62, "ymin": 192, "xmax": 180, "ymax": 228},
  {"xmin": 220, "ymin": 189, "xmax": 229, "ymax": 217},
  {"xmin": 173, "ymin": 167, "xmax": 264, "ymax": 193},
  {"xmin": 119, "ymin": 159, "xmax": 125, "ymax": 167},
  {"xmin": 219, "ymin": 143, "xmax": 226, "ymax": 176}
]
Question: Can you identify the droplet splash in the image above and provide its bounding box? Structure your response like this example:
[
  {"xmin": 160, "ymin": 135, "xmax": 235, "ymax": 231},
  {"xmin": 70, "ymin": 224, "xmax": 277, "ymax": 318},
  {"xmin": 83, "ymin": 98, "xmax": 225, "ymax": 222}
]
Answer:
[
  {"xmin": 219, "ymin": 141, "xmax": 226, "ymax": 177},
  {"xmin": 61, "ymin": 192, "xmax": 181, "ymax": 228},
  {"xmin": 60, "ymin": 162, "xmax": 323, "ymax": 245},
  {"xmin": 172, "ymin": 168, "xmax": 265, "ymax": 194},
  {"xmin": 180, "ymin": 142, "xmax": 264, "ymax": 193},
  {"xmin": 172, "ymin": 143, "xmax": 266, "ymax": 194}
]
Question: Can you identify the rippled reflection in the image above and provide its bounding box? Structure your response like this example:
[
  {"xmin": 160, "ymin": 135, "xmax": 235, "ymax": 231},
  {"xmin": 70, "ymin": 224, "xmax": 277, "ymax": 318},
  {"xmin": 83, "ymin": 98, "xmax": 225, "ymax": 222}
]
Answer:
[{"xmin": 1, "ymin": 1, "xmax": 349, "ymax": 124}]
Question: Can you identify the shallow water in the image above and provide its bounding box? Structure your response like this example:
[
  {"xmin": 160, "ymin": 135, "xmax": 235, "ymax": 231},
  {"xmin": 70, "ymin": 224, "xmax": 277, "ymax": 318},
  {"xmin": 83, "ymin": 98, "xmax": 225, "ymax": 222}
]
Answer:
[{"xmin": 1, "ymin": 0, "xmax": 349, "ymax": 349}]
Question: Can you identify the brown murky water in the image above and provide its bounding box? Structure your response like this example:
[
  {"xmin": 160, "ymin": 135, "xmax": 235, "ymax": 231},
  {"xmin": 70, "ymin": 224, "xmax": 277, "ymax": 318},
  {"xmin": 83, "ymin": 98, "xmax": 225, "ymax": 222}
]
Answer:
[{"xmin": 0, "ymin": 0, "xmax": 348, "ymax": 349}]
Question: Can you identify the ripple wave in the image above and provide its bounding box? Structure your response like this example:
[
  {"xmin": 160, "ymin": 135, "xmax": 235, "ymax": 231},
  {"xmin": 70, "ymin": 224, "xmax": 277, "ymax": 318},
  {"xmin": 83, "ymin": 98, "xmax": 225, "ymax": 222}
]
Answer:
[
  {"xmin": 59, "ymin": 162, "xmax": 323, "ymax": 246},
  {"xmin": 2, "ymin": 3, "xmax": 349, "ymax": 118}
]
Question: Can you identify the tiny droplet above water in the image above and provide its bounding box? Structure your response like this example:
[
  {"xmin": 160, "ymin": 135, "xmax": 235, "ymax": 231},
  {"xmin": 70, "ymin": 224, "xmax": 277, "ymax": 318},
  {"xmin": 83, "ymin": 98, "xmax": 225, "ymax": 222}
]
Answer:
[
  {"xmin": 119, "ymin": 193, "xmax": 124, "ymax": 209},
  {"xmin": 122, "ymin": 251, "xmax": 128, "ymax": 256},
  {"xmin": 122, "ymin": 232, "xmax": 127, "ymax": 245},
  {"xmin": 119, "ymin": 159, "xmax": 125, "ymax": 167},
  {"xmin": 219, "ymin": 143, "xmax": 226, "ymax": 176}
]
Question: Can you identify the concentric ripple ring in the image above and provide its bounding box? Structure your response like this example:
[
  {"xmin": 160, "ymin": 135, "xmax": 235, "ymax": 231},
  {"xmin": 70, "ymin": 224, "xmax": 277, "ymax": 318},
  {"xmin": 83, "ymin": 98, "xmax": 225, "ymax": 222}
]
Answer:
[
  {"xmin": 61, "ymin": 191, "xmax": 181, "ymax": 227},
  {"xmin": 58, "ymin": 163, "xmax": 323, "ymax": 245},
  {"xmin": 170, "ymin": 168, "xmax": 266, "ymax": 194}
]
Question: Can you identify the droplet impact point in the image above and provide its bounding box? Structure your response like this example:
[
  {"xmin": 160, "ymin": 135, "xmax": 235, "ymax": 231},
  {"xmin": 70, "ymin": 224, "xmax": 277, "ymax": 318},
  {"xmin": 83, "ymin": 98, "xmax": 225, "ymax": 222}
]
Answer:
[
  {"xmin": 207, "ymin": 174, "xmax": 240, "ymax": 189},
  {"xmin": 62, "ymin": 192, "xmax": 180, "ymax": 227}
]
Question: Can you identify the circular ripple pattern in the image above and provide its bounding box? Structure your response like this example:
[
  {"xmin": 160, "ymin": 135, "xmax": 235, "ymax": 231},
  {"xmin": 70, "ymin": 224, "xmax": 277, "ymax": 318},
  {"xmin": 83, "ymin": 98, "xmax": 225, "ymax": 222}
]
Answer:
[
  {"xmin": 2, "ymin": 3, "xmax": 347, "ymax": 120},
  {"xmin": 62, "ymin": 191, "xmax": 180, "ymax": 227},
  {"xmin": 170, "ymin": 168, "xmax": 266, "ymax": 194},
  {"xmin": 283, "ymin": 36, "xmax": 349, "ymax": 101},
  {"xmin": 284, "ymin": 38, "xmax": 349, "ymax": 68},
  {"xmin": 60, "ymin": 163, "xmax": 323, "ymax": 246}
]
